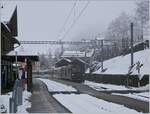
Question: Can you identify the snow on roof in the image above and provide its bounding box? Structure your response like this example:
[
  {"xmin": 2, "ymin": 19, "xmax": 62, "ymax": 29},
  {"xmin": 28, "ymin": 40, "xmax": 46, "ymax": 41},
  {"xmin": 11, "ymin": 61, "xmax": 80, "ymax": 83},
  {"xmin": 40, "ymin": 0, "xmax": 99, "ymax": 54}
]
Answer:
[
  {"xmin": 74, "ymin": 58, "xmax": 88, "ymax": 64},
  {"xmin": 132, "ymin": 40, "xmax": 148, "ymax": 47},
  {"xmin": 62, "ymin": 51, "xmax": 85, "ymax": 57},
  {"xmin": 64, "ymin": 58, "xmax": 72, "ymax": 63},
  {"xmin": 7, "ymin": 50, "xmax": 38, "ymax": 56},
  {"xmin": 93, "ymin": 49, "xmax": 150, "ymax": 78},
  {"xmin": 2, "ymin": 22, "xmax": 11, "ymax": 32},
  {"xmin": 62, "ymin": 50, "xmax": 94, "ymax": 58},
  {"xmin": 86, "ymin": 49, "xmax": 94, "ymax": 57}
]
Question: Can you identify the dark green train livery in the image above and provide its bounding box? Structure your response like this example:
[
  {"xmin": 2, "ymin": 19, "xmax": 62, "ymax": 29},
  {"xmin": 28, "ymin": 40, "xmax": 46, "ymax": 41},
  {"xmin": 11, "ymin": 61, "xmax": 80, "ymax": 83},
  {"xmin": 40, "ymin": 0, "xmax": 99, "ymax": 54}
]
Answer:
[{"xmin": 55, "ymin": 58, "xmax": 87, "ymax": 82}]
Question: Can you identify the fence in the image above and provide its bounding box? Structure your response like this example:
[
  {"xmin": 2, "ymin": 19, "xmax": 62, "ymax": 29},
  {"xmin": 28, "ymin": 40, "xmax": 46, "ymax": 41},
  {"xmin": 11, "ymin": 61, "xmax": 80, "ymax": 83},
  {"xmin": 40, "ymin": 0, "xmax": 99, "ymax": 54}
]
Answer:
[{"xmin": 9, "ymin": 79, "xmax": 23, "ymax": 113}]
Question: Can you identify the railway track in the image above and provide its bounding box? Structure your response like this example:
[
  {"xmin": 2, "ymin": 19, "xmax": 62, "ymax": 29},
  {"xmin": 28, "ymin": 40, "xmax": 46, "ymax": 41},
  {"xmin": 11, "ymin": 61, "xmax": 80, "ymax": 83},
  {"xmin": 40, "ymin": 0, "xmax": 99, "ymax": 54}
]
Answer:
[{"xmin": 48, "ymin": 78, "xmax": 149, "ymax": 113}]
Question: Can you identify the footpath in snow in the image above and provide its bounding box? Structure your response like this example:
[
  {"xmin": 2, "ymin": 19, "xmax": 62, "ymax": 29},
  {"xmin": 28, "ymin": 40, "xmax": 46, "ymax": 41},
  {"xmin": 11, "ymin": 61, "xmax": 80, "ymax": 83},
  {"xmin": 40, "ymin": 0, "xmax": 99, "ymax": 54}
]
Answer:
[
  {"xmin": 37, "ymin": 78, "xmax": 77, "ymax": 92},
  {"xmin": 53, "ymin": 94, "xmax": 141, "ymax": 114},
  {"xmin": 0, "ymin": 90, "xmax": 31, "ymax": 113}
]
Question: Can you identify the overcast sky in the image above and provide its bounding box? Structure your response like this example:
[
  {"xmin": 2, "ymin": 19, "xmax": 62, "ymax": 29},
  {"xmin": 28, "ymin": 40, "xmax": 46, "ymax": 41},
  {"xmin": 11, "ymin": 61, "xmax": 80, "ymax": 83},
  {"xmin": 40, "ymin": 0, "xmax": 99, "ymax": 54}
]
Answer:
[{"xmin": 1, "ymin": 0, "xmax": 137, "ymax": 55}]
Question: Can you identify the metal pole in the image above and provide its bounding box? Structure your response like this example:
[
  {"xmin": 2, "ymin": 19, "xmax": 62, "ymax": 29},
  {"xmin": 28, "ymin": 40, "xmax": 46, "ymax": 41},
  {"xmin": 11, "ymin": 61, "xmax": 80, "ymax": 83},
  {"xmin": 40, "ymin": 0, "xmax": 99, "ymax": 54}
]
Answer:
[
  {"xmin": 130, "ymin": 23, "xmax": 134, "ymax": 66},
  {"xmin": 101, "ymin": 40, "xmax": 103, "ymax": 72},
  {"xmin": 15, "ymin": 51, "xmax": 19, "ymax": 79}
]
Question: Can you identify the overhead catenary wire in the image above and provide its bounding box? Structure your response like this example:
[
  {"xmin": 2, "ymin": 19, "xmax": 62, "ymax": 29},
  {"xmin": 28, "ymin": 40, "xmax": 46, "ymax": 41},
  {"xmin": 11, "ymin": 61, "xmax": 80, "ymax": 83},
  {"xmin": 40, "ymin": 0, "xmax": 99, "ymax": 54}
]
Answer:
[
  {"xmin": 56, "ymin": 0, "xmax": 78, "ymax": 40},
  {"xmin": 61, "ymin": 1, "xmax": 90, "ymax": 40}
]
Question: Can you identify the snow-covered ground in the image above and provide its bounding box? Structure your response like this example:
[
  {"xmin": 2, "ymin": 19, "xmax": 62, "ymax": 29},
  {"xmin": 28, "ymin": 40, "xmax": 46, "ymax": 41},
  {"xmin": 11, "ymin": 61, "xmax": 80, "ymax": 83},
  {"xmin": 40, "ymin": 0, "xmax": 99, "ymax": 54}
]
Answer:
[
  {"xmin": 84, "ymin": 80, "xmax": 133, "ymax": 91},
  {"xmin": 84, "ymin": 80, "xmax": 149, "ymax": 91},
  {"xmin": 53, "ymin": 94, "xmax": 141, "ymax": 114},
  {"xmin": 0, "ymin": 92, "xmax": 12, "ymax": 113},
  {"xmin": 37, "ymin": 78, "xmax": 77, "ymax": 92},
  {"xmin": 0, "ymin": 90, "xmax": 31, "ymax": 113},
  {"xmin": 112, "ymin": 92, "xmax": 149, "ymax": 102},
  {"xmin": 17, "ymin": 91, "xmax": 31, "ymax": 113},
  {"xmin": 84, "ymin": 80, "xmax": 149, "ymax": 102},
  {"xmin": 92, "ymin": 49, "xmax": 150, "ymax": 79}
]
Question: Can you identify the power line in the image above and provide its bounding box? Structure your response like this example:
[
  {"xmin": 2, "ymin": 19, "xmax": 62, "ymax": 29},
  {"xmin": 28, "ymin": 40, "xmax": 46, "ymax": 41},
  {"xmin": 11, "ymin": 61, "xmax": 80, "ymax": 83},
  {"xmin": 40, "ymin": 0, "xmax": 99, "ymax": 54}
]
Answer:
[
  {"xmin": 56, "ymin": 0, "xmax": 78, "ymax": 40},
  {"xmin": 61, "ymin": 1, "xmax": 90, "ymax": 40}
]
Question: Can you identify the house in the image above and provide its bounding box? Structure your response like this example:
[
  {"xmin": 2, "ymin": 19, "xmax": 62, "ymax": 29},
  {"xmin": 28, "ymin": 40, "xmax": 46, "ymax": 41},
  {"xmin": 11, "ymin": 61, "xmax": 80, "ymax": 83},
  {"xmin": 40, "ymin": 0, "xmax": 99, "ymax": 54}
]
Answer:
[{"xmin": 1, "ymin": 7, "xmax": 20, "ymax": 93}]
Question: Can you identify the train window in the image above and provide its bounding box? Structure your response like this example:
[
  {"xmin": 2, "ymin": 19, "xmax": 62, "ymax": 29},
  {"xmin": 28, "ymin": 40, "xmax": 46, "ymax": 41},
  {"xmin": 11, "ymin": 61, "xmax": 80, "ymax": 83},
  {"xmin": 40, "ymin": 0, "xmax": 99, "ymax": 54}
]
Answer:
[{"xmin": 72, "ymin": 66, "xmax": 81, "ymax": 72}]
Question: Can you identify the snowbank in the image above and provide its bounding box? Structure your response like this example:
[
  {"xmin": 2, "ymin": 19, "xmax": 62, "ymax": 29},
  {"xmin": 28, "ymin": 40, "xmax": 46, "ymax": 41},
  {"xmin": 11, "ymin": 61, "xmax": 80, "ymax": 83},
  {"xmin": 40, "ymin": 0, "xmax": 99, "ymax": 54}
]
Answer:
[
  {"xmin": 84, "ymin": 80, "xmax": 149, "ymax": 91},
  {"xmin": 84, "ymin": 80, "xmax": 134, "ymax": 91},
  {"xmin": 135, "ymin": 84, "xmax": 149, "ymax": 91},
  {"xmin": 0, "ymin": 92, "xmax": 12, "ymax": 113},
  {"xmin": 112, "ymin": 92, "xmax": 149, "ymax": 102},
  {"xmin": 37, "ymin": 78, "xmax": 77, "ymax": 92},
  {"xmin": 53, "ymin": 94, "xmax": 141, "ymax": 114},
  {"xmin": 93, "ymin": 49, "xmax": 150, "ymax": 78},
  {"xmin": 0, "ymin": 90, "xmax": 31, "ymax": 113}
]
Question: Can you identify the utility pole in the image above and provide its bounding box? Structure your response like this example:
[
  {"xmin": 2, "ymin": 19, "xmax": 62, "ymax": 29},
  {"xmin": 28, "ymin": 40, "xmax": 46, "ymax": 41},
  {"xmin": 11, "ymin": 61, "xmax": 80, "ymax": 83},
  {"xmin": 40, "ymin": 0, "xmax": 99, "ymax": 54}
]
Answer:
[
  {"xmin": 127, "ymin": 22, "xmax": 134, "ymax": 87},
  {"xmin": 59, "ymin": 40, "xmax": 64, "ymax": 57},
  {"xmin": 131, "ymin": 23, "xmax": 134, "ymax": 66},
  {"xmin": 101, "ymin": 40, "xmax": 103, "ymax": 72}
]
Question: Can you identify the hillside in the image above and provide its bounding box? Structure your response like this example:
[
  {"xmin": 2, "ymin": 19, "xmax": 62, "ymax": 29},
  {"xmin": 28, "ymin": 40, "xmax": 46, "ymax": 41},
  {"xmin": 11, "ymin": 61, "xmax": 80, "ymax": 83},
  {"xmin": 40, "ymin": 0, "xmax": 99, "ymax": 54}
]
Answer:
[{"xmin": 92, "ymin": 49, "xmax": 150, "ymax": 78}]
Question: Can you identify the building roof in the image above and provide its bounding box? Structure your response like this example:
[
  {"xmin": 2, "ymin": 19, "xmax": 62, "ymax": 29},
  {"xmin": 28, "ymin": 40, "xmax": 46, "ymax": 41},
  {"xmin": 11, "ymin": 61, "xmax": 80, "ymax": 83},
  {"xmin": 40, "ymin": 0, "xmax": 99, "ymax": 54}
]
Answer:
[
  {"xmin": 6, "ymin": 51, "xmax": 39, "ymax": 62},
  {"xmin": 62, "ymin": 51, "xmax": 85, "ymax": 57},
  {"xmin": 7, "ymin": 50, "xmax": 38, "ymax": 56},
  {"xmin": 7, "ymin": 6, "xmax": 18, "ymax": 36},
  {"xmin": 55, "ymin": 57, "xmax": 88, "ymax": 67},
  {"xmin": 62, "ymin": 50, "xmax": 94, "ymax": 58},
  {"xmin": 55, "ymin": 58, "xmax": 72, "ymax": 67}
]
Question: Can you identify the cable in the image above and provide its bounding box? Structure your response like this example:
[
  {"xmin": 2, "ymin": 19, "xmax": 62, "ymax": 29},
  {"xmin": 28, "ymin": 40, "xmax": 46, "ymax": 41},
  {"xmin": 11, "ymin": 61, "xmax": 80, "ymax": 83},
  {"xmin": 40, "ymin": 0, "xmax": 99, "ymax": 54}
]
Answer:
[
  {"xmin": 56, "ymin": 0, "xmax": 78, "ymax": 40},
  {"xmin": 61, "ymin": 1, "xmax": 90, "ymax": 40}
]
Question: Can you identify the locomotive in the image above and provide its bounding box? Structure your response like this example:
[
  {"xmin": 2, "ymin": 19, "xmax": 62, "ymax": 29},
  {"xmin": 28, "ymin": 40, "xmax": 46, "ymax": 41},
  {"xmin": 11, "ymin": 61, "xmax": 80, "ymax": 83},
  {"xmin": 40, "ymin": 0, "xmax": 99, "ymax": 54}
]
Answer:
[{"xmin": 54, "ymin": 58, "xmax": 87, "ymax": 82}]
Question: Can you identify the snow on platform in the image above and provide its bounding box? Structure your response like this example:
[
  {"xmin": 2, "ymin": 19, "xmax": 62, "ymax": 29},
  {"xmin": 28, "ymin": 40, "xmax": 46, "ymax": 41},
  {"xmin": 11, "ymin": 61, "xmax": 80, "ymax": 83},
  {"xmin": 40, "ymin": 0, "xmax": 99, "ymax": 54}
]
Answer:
[
  {"xmin": 17, "ymin": 91, "xmax": 31, "ymax": 113},
  {"xmin": 0, "ymin": 90, "xmax": 31, "ymax": 113},
  {"xmin": 53, "ymin": 94, "xmax": 141, "ymax": 114},
  {"xmin": 93, "ymin": 49, "xmax": 150, "ymax": 77},
  {"xmin": 112, "ymin": 92, "xmax": 149, "ymax": 102},
  {"xmin": 0, "ymin": 92, "xmax": 12, "ymax": 113},
  {"xmin": 37, "ymin": 78, "xmax": 77, "ymax": 92}
]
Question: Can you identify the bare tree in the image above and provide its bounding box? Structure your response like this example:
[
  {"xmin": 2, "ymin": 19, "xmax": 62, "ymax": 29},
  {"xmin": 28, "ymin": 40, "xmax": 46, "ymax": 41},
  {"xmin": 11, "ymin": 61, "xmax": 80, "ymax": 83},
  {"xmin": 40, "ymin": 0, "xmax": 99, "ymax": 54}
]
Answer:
[
  {"xmin": 39, "ymin": 53, "xmax": 49, "ymax": 69},
  {"xmin": 134, "ymin": 0, "xmax": 149, "ymax": 40},
  {"xmin": 105, "ymin": 12, "xmax": 132, "ymax": 55},
  {"xmin": 54, "ymin": 48, "xmax": 62, "ymax": 61},
  {"xmin": 105, "ymin": 12, "xmax": 131, "ymax": 41},
  {"xmin": 47, "ymin": 49, "xmax": 53, "ymax": 68}
]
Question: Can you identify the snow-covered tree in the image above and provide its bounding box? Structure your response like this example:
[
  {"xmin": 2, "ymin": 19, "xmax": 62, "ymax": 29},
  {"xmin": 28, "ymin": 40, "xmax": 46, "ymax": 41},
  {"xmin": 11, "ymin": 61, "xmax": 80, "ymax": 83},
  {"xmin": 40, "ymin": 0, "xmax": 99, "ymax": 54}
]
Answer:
[
  {"xmin": 105, "ymin": 12, "xmax": 131, "ymax": 41},
  {"xmin": 134, "ymin": 0, "xmax": 149, "ymax": 40},
  {"xmin": 54, "ymin": 48, "xmax": 62, "ymax": 61},
  {"xmin": 47, "ymin": 49, "xmax": 53, "ymax": 68},
  {"xmin": 105, "ymin": 12, "xmax": 132, "ymax": 55},
  {"xmin": 39, "ymin": 53, "xmax": 49, "ymax": 69}
]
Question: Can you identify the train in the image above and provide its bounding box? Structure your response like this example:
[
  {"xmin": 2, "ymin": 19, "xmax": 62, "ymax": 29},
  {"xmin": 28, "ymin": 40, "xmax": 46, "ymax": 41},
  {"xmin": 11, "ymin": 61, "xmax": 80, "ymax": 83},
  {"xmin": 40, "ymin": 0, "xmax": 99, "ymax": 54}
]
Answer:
[{"xmin": 53, "ymin": 58, "xmax": 87, "ymax": 82}]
